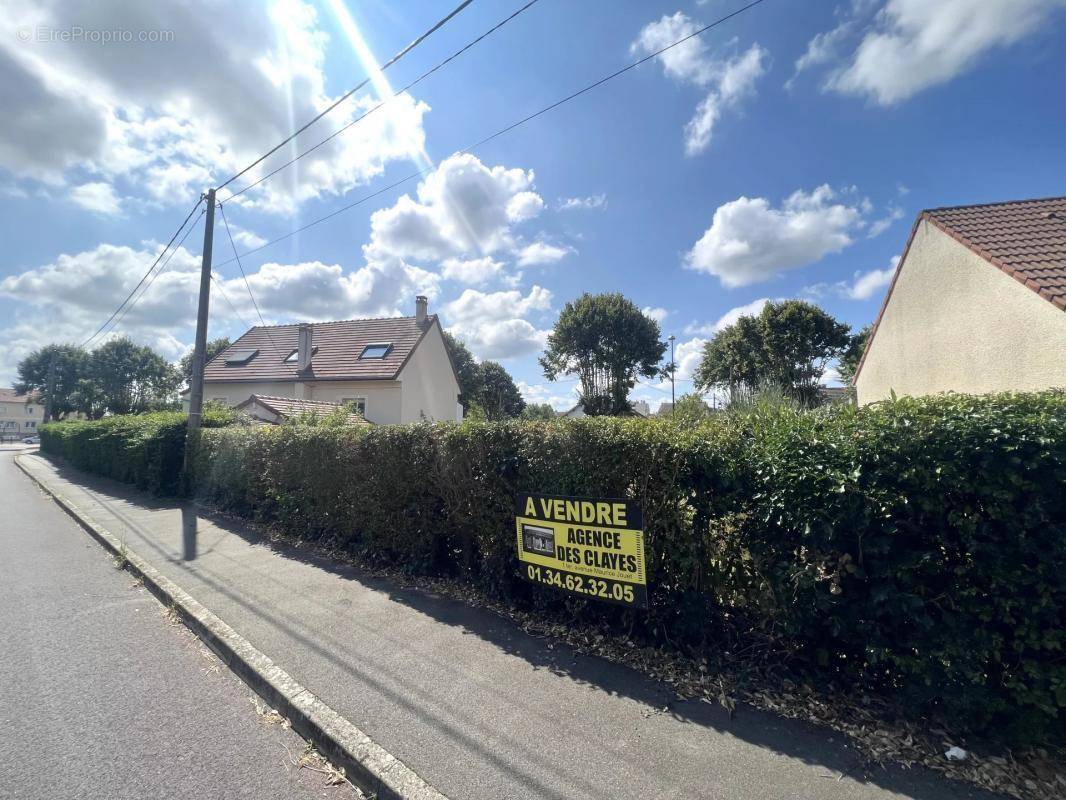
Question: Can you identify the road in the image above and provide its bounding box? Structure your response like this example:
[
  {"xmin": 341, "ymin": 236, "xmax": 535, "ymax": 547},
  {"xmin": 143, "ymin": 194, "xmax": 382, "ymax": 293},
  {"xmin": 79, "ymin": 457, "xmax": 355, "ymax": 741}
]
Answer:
[{"xmin": 0, "ymin": 448, "xmax": 360, "ymax": 800}]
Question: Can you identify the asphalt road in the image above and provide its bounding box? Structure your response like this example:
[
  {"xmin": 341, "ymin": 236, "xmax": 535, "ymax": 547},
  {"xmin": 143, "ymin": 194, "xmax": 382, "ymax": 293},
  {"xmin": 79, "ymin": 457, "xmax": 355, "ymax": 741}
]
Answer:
[{"xmin": 0, "ymin": 448, "xmax": 361, "ymax": 800}]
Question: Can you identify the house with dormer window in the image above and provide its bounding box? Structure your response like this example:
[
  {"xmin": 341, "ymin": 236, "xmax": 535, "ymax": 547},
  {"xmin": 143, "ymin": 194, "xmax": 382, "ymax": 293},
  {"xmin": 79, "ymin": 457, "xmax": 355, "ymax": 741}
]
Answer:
[{"xmin": 184, "ymin": 296, "xmax": 463, "ymax": 425}]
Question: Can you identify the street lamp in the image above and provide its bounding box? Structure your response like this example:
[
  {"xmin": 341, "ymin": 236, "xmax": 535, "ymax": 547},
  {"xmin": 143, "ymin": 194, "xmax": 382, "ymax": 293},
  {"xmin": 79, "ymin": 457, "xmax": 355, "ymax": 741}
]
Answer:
[{"xmin": 668, "ymin": 334, "xmax": 676, "ymax": 416}]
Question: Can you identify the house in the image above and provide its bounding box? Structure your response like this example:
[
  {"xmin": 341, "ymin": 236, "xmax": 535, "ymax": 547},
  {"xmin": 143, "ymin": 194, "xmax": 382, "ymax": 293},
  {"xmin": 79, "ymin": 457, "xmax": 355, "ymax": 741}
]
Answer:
[
  {"xmin": 559, "ymin": 401, "xmax": 648, "ymax": 419},
  {"xmin": 818, "ymin": 386, "xmax": 854, "ymax": 405},
  {"xmin": 188, "ymin": 296, "xmax": 463, "ymax": 425},
  {"xmin": 235, "ymin": 395, "xmax": 372, "ymax": 427},
  {"xmin": 855, "ymin": 197, "xmax": 1066, "ymax": 405},
  {"xmin": 655, "ymin": 402, "xmax": 673, "ymax": 417},
  {"xmin": 0, "ymin": 388, "xmax": 43, "ymax": 440}
]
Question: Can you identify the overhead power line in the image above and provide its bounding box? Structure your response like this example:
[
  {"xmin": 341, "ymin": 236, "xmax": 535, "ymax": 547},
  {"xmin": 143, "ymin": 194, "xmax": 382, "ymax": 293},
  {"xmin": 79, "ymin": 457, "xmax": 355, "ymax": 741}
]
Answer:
[
  {"xmin": 217, "ymin": 0, "xmax": 475, "ymax": 193},
  {"xmin": 223, "ymin": 0, "xmax": 541, "ymax": 203},
  {"xmin": 213, "ymin": 0, "xmax": 768, "ymax": 269},
  {"xmin": 82, "ymin": 196, "xmax": 205, "ymax": 348},
  {"xmin": 218, "ymin": 203, "xmax": 283, "ymax": 357}
]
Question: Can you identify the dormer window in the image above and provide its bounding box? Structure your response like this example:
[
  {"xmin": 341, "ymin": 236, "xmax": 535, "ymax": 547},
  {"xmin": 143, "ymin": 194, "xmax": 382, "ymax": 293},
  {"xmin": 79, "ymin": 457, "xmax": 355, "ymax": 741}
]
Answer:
[
  {"xmin": 284, "ymin": 347, "xmax": 317, "ymax": 363},
  {"xmin": 359, "ymin": 343, "xmax": 392, "ymax": 359},
  {"xmin": 224, "ymin": 349, "xmax": 259, "ymax": 365}
]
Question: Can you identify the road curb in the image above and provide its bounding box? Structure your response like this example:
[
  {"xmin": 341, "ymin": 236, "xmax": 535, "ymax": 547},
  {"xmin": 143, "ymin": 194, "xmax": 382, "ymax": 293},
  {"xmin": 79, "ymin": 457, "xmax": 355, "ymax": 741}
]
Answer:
[{"xmin": 15, "ymin": 454, "xmax": 449, "ymax": 800}]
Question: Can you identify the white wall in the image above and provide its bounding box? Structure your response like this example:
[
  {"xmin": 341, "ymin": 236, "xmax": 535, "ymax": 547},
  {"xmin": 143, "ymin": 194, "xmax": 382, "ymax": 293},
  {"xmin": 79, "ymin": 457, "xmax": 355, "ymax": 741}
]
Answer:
[
  {"xmin": 398, "ymin": 323, "xmax": 462, "ymax": 422},
  {"xmin": 856, "ymin": 220, "xmax": 1066, "ymax": 404},
  {"xmin": 304, "ymin": 381, "xmax": 403, "ymax": 425}
]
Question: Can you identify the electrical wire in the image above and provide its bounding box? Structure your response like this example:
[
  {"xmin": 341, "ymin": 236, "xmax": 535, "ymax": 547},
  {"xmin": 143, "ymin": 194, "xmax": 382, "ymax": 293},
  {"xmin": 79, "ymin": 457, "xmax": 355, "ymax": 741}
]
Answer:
[
  {"xmin": 210, "ymin": 274, "xmax": 253, "ymax": 331},
  {"xmin": 217, "ymin": 0, "xmax": 475, "ymax": 192},
  {"xmin": 82, "ymin": 197, "xmax": 204, "ymax": 347},
  {"xmin": 223, "ymin": 0, "xmax": 541, "ymax": 202},
  {"xmin": 218, "ymin": 203, "xmax": 284, "ymax": 358},
  {"xmin": 213, "ymin": 0, "xmax": 768, "ymax": 269}
]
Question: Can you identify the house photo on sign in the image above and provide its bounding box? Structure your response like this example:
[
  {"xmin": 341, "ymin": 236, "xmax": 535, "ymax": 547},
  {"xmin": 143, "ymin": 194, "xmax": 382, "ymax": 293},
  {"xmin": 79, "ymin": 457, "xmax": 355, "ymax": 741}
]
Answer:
[{"xmin": 515, "ymin": 493, "xmax": 647, "ymax": 608}]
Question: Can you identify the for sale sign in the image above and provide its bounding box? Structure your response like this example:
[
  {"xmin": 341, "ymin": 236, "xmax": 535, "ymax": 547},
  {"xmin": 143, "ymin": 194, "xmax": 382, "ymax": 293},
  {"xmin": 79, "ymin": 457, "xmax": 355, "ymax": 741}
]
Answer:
[{"xmin": 515, "ymin": 493, "xmax": 647, "ymax": 608}]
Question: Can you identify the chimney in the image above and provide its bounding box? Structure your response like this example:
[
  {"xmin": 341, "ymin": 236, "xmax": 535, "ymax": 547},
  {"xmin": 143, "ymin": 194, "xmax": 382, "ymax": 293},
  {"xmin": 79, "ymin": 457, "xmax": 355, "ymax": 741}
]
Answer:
[
  {"xmin": 297, "ymin": 323, "xmax": 313, "ymax": 372},
  {"xmin": 415, "ymin": 295, "xmax": 428, "ymax": 325}
]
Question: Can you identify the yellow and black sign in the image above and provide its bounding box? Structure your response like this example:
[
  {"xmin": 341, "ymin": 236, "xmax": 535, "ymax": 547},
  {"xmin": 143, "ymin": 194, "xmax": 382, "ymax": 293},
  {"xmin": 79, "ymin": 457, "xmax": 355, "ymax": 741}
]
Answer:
[{"xmin": 515, "ymin": 493, "xmax": 647, "ymax": 608}]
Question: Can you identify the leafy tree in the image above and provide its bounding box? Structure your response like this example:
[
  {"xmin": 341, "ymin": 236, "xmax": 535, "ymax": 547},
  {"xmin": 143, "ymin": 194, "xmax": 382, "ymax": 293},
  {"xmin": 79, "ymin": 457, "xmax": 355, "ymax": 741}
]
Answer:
[
  {"xmin": 695, "ymin": 300, "xmax": 851, "ymax": 405},
  {"xmin": 476, "ymin": 361, "xmax": 525, "ymax": 420},
  {"xmin": 89, "ymin": 337, "xmax": 181, "ymax": 416},
  {"xmin": 670, "ymin": 393, "xmax": 714, "ymax": 427},
  {"xmin": 15, "ymin": 344, "xmax": 90, "ymax": 421},
  {"xmin": 520, "ymin": 402, "xmax": 558, "ymax": 421},
  {"xmin": 540, "ymin": 293, "xmax": 666, "ymax": 416},
  {"xmin": 442, "ymin": 330, "xmax": 482, "ymax": 411},
  {"xmin": 838, "ymin": 324, "xmax": 873, "ymax": 384},
  {"xmin": 179, "ymin": 337, "xmax": 231, "ymax": 385}
]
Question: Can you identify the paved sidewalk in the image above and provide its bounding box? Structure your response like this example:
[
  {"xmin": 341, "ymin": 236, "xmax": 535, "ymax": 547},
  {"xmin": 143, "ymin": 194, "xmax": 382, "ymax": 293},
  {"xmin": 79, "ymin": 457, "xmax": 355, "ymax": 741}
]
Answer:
[{"xmin": 16, "ymin": 453, "xmax": 998, "ymax": 800}]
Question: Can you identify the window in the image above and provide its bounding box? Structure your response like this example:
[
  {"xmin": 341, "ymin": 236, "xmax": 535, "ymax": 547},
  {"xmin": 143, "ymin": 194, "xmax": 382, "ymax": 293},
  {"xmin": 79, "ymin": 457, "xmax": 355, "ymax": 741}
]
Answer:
[
  {"xmin": 284, "ymin": 347, "xmax": 317, "ymax": 363},
  {"xmin": 224, "ymin": 348, "xmax": 259, "ymax": 365},
  {"xmin": 341, "ymin": 397, "xmax": 367, "ymax": 416},
  {"xmin": 27, "ymin": 421, "xmax": 35, "ymax": 428},
  {"xmin": 26, "ymin": 405, "xmax": 35, "ymax": 415},
  {"xmin": 359, "ymin": 342, "xmax": 392, "ymax": 359}
]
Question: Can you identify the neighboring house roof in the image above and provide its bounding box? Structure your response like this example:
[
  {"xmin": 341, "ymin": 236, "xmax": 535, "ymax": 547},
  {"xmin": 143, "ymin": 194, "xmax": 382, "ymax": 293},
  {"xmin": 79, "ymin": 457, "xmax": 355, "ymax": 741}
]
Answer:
[
  {"xmin": 0, "ymin": 387, "xmax": 37, "ymax": 403},
  {"xmin": 203, "ymin": 315, "xmax": 440, "ymax": 383},
  {"xmin": 655, "ymin": 402, "xmax": 673, "ymax": 416},
  {"xmin": 236, "ymin": 395, "xmax": 372, "ymax": 426},
  {"xmin": 855, "ymin": 196, "xmax": 1066, "ymax": 382},
  {"xmin": 819, "ymin": 386, "xmax": 853, "ymax": 403}
]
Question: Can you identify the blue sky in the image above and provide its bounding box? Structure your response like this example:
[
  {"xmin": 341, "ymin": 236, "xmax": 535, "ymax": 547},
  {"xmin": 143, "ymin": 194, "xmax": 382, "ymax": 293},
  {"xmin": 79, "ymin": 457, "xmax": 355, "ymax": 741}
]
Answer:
[{"xmin": 2, "ymin": 0, "xmax": 1065, "ymax": 407}]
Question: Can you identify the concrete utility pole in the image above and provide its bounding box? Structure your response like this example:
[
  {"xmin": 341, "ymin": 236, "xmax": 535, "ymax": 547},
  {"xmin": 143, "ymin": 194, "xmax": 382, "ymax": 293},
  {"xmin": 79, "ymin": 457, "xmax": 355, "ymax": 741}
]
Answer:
[
  {"xmin": 43, "ymin": 356, "xmax": 56, "ymax": 424},
  {"xmin": 668, "ymin": 334, "xmax": 676, "ymax": 416},
  {"xmin": 186, "ymin": 189, "xmax": 216, "ymax": 433}
]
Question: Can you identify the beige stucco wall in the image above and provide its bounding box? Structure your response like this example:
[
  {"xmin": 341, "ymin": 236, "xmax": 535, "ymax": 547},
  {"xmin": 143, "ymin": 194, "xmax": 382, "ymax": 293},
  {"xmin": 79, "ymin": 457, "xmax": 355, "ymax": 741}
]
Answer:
[
  {"xmin": 0, "ymin": 399, "xmax": 43, "ymax": 435},
  {"xmin": 398, "ymin": 324, "xmax": 462, "ymax": 423},
  {"xmin": 194, "ymin": 379, "xmax": 403, "ymax": 425},
  {"xmin": 856, "ymin": 220, "xmax": 1066, "ymax": 405}
]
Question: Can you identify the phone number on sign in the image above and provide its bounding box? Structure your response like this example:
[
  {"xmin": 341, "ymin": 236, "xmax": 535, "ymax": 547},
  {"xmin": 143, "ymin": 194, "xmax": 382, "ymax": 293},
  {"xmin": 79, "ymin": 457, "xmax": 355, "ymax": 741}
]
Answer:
[{"xmin": 525, "ymin": 564, "xmax": 635, "ymax": 604}]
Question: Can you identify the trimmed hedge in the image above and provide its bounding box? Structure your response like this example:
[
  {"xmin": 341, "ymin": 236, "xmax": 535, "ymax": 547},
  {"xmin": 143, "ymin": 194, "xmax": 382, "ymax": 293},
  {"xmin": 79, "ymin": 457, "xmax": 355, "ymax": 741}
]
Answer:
[
  {"xmin": 43, "ymin": 393, "xmax": 1066, "ymax": 742},
  {"xmin": 40, "ymin": 407, "xmax": 235, "ymax": 496}
]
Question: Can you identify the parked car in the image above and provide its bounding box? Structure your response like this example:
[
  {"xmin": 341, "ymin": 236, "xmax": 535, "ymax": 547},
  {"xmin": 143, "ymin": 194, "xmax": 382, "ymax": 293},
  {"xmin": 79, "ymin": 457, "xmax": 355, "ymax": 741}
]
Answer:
[{"xmin": 22, "ymin": 436, "xmax": 40, "ymax": 445}]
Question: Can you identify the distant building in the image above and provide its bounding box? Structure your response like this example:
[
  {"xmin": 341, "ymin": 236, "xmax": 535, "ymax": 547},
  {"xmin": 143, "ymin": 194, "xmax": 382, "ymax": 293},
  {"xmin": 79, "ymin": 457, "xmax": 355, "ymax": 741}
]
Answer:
[
  {"xmin": 855, "ymin": 197, "xmax": 1066, "ymax": 405},
  {"xmin": 0, "ymin": 388, "xmax": 43, "ymax": 439},
  {"xmin": 631, "ymin": 400, "xmax": 651, "ymax": 417},
  {"xmin": 184, "ymin": 296, "xmax": 462, "ymax": 425},
  {"xmin": 655, "ymin": 402, "xmax": 673, "ymax": 417},
  {"xmin": 818, "ymin": 386, "xmax": 854, "ymax": 405},
  {"xmin": 559, "ymin": 400, "xmax": 649, "ymax": 419},
  {"xmin": 235, "ymin": 395, "xmax": 372, "ymax": 427}
]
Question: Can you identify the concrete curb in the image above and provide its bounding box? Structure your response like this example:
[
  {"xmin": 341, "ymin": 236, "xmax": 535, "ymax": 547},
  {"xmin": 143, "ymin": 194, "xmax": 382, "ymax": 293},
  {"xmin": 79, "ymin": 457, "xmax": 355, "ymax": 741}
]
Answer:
[{"xmin": 16, "ymin": 454, "xmax": 449, "ymax": 800}]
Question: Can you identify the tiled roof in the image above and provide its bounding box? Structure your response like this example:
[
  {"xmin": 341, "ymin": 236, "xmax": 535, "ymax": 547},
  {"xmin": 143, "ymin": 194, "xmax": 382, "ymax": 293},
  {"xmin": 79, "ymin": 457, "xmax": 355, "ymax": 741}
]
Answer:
[
  {"xmin": 925, "ymin": 196, "xmax": 1066, "ymax": 310},
  {"xmin": 0, "ymin": 387, "xmax": 36, "ymax": 403},
  {"xmin": 240, "ymin": 395, "xmax": 372, "ymax": 426},
  {"xmin": 203, "ymin": 315, "xmax": 437, "ymax": 383}
]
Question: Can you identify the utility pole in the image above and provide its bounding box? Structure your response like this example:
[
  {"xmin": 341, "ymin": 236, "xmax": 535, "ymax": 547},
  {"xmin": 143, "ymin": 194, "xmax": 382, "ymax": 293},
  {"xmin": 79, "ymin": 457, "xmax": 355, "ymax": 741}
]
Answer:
[
  {"xmin": 186, "ymin": 189, "xmax": 216, "ymax": 434},
  {"xmin": 668, "ymin": 334, "xmax": 676, "ymax": 417},
  {"xmin": 43, "ymin": 356, "xmax": 56, "ymax": 424}
]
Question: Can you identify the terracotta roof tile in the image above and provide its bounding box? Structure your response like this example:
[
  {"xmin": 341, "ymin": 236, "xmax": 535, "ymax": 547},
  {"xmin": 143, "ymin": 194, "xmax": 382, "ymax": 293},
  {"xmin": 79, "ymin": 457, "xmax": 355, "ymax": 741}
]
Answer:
[
  {"xmin": 924, "ymin": 196, "xmax": 1066, "ymax": 309},
  {"xmin": 0, "ymin": 387, "xmax": 37, "ymax": 403},
  {"xmin": 204, "ymin": 315, "xmax": 436, "ymax": 384},
  {"xmin": 240, "ymin": 395, "xmax": 371, "ymax": 426}
]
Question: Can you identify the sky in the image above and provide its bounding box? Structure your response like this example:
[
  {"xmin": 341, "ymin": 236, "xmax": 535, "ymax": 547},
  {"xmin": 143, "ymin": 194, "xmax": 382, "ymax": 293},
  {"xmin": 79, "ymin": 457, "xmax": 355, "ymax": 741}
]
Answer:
[{"xmin": 1, "ymin": 0, "xmax": 1065, "ymax": 409}]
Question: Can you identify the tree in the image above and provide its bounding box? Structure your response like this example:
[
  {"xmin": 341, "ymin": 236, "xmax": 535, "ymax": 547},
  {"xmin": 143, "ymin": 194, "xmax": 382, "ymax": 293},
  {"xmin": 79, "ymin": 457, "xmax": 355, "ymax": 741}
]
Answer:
[
  {"xmin": 540, "ymin": 293, "xmax": 666, "ymax": 416},
  {"xmin": 671, "ymin": 393, "xmax": 714, "ymax": 427},
  {"xmin": 15, "ymin": 344, "xmax": 90, "ymax": 421},
  {"xmin": 442, "ymin": 330, "xmax": 482, "ymax": 411},
  {"xmin": 89, "ymin": 337, "xmax": 181, "ymax": 416},
  {"xmin": 520, "ymin": 402, "xmax": 558, "ymax": 421},
  {"xmin": 179, "ymin": 337, "xmax": 231, "ymax": 385},
  {"xmin": 476, "ymin": 361, "xmax": 525, "ymax": 420},
  {"xmin": 838, "ymin": 324, "xmax": 873, "ymax": 384},
  {"xmin": 695, "ymin": 300, "xmax": 851, "ymax": 405}
]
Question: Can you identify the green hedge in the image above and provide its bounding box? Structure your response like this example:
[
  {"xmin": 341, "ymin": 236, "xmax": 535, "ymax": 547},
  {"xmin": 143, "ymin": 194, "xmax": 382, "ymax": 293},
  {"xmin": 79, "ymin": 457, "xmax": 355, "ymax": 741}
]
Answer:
[
  {"xmin": 43, "ymin": 393, "xmax": 1066, "ymax": 742},
  {"xmin": 40, "ymin": 407, "xmax": 235, "ymax": 496}
]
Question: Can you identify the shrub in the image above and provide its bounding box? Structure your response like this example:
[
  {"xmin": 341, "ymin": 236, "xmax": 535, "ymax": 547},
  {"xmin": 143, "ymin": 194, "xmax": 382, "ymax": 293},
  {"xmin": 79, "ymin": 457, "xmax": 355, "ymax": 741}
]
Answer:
[
  {"xmin": 44, "ymin": 392, "xmax": 1066, "ymax": 742},
  {"xmin": 40, "ymin": 406, "xmax": 236, "ymax": 496}
]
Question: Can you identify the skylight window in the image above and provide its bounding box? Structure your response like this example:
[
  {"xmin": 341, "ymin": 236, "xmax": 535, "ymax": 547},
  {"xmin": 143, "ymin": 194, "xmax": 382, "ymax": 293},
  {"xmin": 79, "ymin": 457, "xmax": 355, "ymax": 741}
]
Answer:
[
  {"xmin": 284, "ymin": 347, "xmax": 317, "ymax": 363},
  {"xmin": 224, "ymin": 349, "xmax": 259, "ymax": 365},
  {"xmin": 359, "ymin": 343, "xmax": 392, "ymax": 360}
]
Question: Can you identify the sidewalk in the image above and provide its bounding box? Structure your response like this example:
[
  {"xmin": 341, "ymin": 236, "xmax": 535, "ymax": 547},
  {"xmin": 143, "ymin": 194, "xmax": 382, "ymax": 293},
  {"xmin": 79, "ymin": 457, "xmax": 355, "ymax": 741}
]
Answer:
[{"xmin": 16, "ymin": 453, "xmax": 997, "ymax": 800}]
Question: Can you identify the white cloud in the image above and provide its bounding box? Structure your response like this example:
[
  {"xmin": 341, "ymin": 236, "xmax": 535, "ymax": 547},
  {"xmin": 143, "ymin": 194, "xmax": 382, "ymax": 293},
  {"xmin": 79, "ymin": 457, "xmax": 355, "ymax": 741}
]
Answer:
[
  {"xmin": 440, "ymin": 256, "xmax": 506, "ymax": 286},
  {"xmin": 867, "ymin": 205, "xmax": 904, "ymax": 238},
  {"xmin": 517, "ymin": 380, "xmax": 576, "ymax": 411},
  {"xmin": 685, "ymin": 185, "xmax": 867, "ymax": 287},
  {"xmin": 633, "ymin": 13, "xmax": 769, "ymax": 155},
  {"xmin": 69, "ymin": 181, "xmax": 122, "ymax": 215},
  {"xmin": 797, "ymin": 0, "xmax": 1066, "ymax": 105},
  {"xmin": 516, "ymin": 242, "xmax": 573, "ymax": 266},
  {"xmin": 558, "ymin": 194, "xmax": 607, "ymax": 211},
  {"xmin": 685, "ymin": 298, "xmax": 772, "ymax": 336},
  {"xmin": 229, "ymin": 226, "xmax": 268, "ymax": 250},
  {"xmin": 642, "ymin": 306, "xmax": 670, "ymax": 323},
  {"xmin": 803, "ymin": 256, "xmax": 899, "ymax": 301},
  {"xmin": 367, "ymin": 153, "xmax": 542, "ymax": 262},
  {"xmin": 0, "ymin": 0, "xmax": 429, "ymax": 212},
  {"xmin": 441, "ymin": 286, "xmax": 552, "ymax": 360}
]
